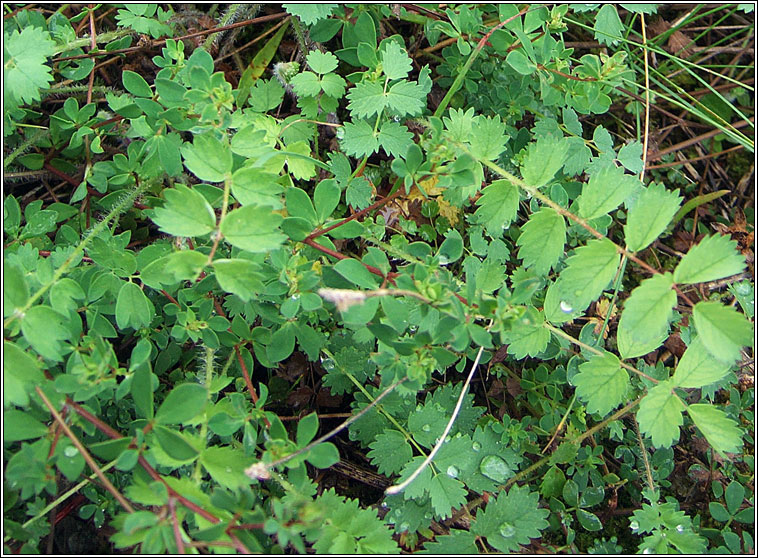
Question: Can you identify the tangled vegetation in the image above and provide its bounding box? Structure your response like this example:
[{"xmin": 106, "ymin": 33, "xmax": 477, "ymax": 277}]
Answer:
[{"xmin": 3, "ymin": 3, "xmax": 755, "ymax": 554}]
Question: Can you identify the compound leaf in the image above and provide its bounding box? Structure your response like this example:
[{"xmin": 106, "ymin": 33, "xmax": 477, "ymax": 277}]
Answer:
[
  {"xmin": 429, "ymin": 473, "xmax": 468, "ymax": 520},
  {"xmin": 367, "ymin": 429, "xmax": 412, "ymax": 475},
  {"xmin": 521, "ymin": 136, "xmax": 570, "ymax": 188},
  {"xmin": 4, "ymin": 26, "xmax": 57, "ymax": 108}
]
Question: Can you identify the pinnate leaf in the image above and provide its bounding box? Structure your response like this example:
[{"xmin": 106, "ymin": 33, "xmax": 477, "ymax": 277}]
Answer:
[
  {"xmin": 617, "ymin": 273, "xmax": 676, "ymax": 359},
  {"xmin": 691, "ymin": 301, "xmax": 753, "ymax": 364},
  {"xmin": 673, "ymin": 234, "xmax": 746, "ymax": 284},
  {"xmin": 517, "ymin": 207, "xmax": 566, "ymax": 275},
  {"xmin": 4, "ymin": 27, "xmax": 57, "ymax": 108},
  {"xmin": 470, "ymin": 115, "xmax": 508, "ymax": 161},
  {"xmin": 687, "ymin": 404, "xmax": 743, "ymax": 455},
  {"xmin": 429, "ymin": 474, "xmax": 468, "ymax": 519},
  {"xmin": 637, "ymin": 380, "xmax": 684, "ymax": 448},
  {"xmin": 367, "ymin": 430, "xmax": 412, "ymax": 475},
  {"xmin": 573, "ymin": 352, "xmax": 629, "ymax": 416},
  {"xmin": 381, "ymin": 41, "xmax": 412, "ymax": 80},
  {"xmin": 341, "ymin": 119, "xmax": 378, "ymax": 157},
  {"xmin": 624, "ymin": 183, "xmax": 681, "ymax": 252},
  {"xmin": 151, "ymin": 185, "xmax": 216, "ymax": 237}
]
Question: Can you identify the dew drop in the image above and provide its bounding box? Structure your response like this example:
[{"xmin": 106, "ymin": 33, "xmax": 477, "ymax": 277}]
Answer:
[
  {"xmin": 472, "ymin": 441, "xmax": 481, "ymax": 452},
  {"xmin": 499, "ymin": 522, "xmax": 516, "ymax": 538},
  {"xmin": 643, "ymin": 548, "xmax": 653, "ymax": 554},
  {"xmin": 676, "ymin": 524, "xmax": 684, "ymax": 533},
  {"xmin": 64, "ymin": 446, "xmax": 79, "ymax": 458},
  {"xmin": 560, "ymin": 300, "xmax": 573, "ymax": 313},
  {"xmin": 479, "ymin": 455, "xmax": 512, "ymax": 483},
  {"xmin": 399, "ymin": 522, "xmax": 410, "ymax": 532},
  {"xmin": 320, "ymin": 358, "xmax": 336, "ymax": 371},
  {"xmin": 381, "ymin": 502, "xmax": 388, "ymax": 509},
  {"xmin": 421, "ymin": 424, "xmax": 431, "ymax": 432},
  {"xmin": 630, "ymin": 520, "xmax": 639, "ymax": 531},
  {"xmin": 225, "ymin": 467, "xmax": 232, "ymax": 473},
  {"xmin": 447, "ymin": 465, "xmax": 459, "ymax": 478}
]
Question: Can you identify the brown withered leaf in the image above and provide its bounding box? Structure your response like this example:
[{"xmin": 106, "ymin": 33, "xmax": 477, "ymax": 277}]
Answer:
[
  {"xmin": 664, "ymin": 332, "xmax": 687, "ymax": 359},
  {"xmin": 277, "ymin": 351, "xmax": 307, "ymax": 382},
  {"xmin": 286, "ymin": 385, "xmax": 313, "ymax": 409},
  {"xmin": 316, "ymin": 387, "xmax": 342, "ymax": 408}
]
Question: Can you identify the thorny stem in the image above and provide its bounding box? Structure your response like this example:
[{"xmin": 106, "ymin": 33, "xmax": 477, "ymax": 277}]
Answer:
[{"xmin": 36, "ymin": 387, "xmax": 135, "ymax": 514}]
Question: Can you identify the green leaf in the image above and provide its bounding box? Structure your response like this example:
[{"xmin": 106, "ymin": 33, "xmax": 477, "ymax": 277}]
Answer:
[
  {"xmin": 673, "ymin": 234, "xmax": 746, "ymax": 284},
  {"xmin": 724, "ymin": 481, "xmax": 745, "ymax": 516},
  {"xmin": 3, "ymin": 409, "xmax": 49, "ymax": 442},
  {"xmin": 637, "ymin": 380, "xmax": 684, "ymax": 448},
  {"xmin": 517, "ymin": 207, "xmax": 566, "ymax": 275},
  {"xmin": 576, "ymin": 509, "xmax": 603, "ymax": 531},
  {"xmin": 153, "ymin": 425, "xmax": 199, "ymax": 462},
  {"xmin": 502, "ymin": 307, "xmax": 550, "ymax": 359},
  {"xmin": 475, "ymin": 180, "xmax": 520, "ymax": 236},
  {"xmin": 314, "ymin": 179, "xmax": 341, "ymax": 222},
  {"xmin": 578, "ymin": 164, "xmax": 640, "ymax": 219},
  {"xmin": 385, "ymin": 80, "xmax": 426, "ymax": 117},
  {"xmin": 155, "ymin": 383, "xmax": 208, "ymax": 425},
  {"xmin": 429, "ymin": 473, "xmax": 468, "ymax": 519},
  {"xmin": 377, "ymin": 121, "xmax": 414, "ymax": 158},
  {"xmin": 286, "ymin": 187, "xmax": 317, "ymax": 224},
  {"xmin": 470, "ymin": 115, "xmax": 508, "ymax": 161},
  {"xmin": 267, "ymin": 324, "xmax": 296, "ymax": 363},
  {"xmin": 131, "ymin": 365, "xmax": 154, "ymax": 420},
  {"xmin": 291, "ymin": 71, "xmax": 322, "ymax": 97},
  {"xmin": 122, "ymin": 69, "xmax": 153, "ymax": 97},
  {"xmin": 296, "ymin": 412, "xmax": 319, "ymax": 446},
  {"xmin": 347, "ymin": 81, "xmax": 385, "ymax": 118},
  {"xmin": 521, "ymin": 136, "xmax": 570, "ymax": 188},
  {"xmin": 421, "ymin": 530, "xmax": 477, "ymax": 554},
  {"xmin": 231, "ymin": 168, "xmax": 283, "ymax": 208},
  {"xmin": 367, "ymin": 430, "xmax": 413, "ymax": 475},
  {"xmin": 555, "ymin": 238, "xmax": 620, "ymax": 312},
  {"xmin": 594, "ymin": 4, "xmax": 624, "ymax": 45},
  {"xmin": 333, "ymin": 259, "xmax": 379, "ymax": 289},
  {"xmin": 181, "ymin": 133, "xmax": 232, "ymax": 182},
  {"xmin": 21, "ymin": 305, "xmax": 70, "ymax": 361},
  {"xmin": 220, "ymin": 206, "xmax": 286, "ymax": 253},
  {"xmin": 617, "ymin": 273, "xmax": 676, "ymax": 359},
  {"xmin": 4, "ymin": 262, "xmax": 28, "ymax": 316},
  {"xmin": 4, "ymin": 27, "xmax": 57, "ymax": 108},
  {"xmin": 624, "ymin": 183, "xmax": 682, "ymax": 252},
  {"xmin": 341, "ymin": 119, "xmax": 379, "ymax": 157},
  {"xmin": 200, "ymin": 446, "xmax": 251, "ymax": 490},
  {"xmin": 320, "ymin": 72, "xmax": 347, "ymax": 98},
  {"xmin": 472, "ymin": 484, "xmax": 550, "ymax": 553},
  {"xmin": 283, "ymin": 3, "xmax": 337, "ymax": 25},
  {"xmin": 381, "ymin": 41, "xmax": 412, "ymax": 80},
  {"xmin": 151, "ymin": 184, "xmax": 216, "ymax": 237},
  {"xmin": 3, "ymin": 341, "xmax": 45, "ymax": 408},
  {"xmin": 346, "ymin": 176, "xmax": 373, "ymax": 209},
  {"xmin": 692, "ymin": 301, "xmax": 753, "ymax": 364},
  {"xmin": 116, "ymin": 282, "xmax": 155, "ymax": 330},
  {"xmin": 306, "ymin": 442, "xmax": 340, "ymax": 468},
  {"xmin": 671, "ymin": 337, "xmax": 731, "ymax": 388},
  {"xmin": 573, "ymin": 352, "xmax": 629, "ymax": 416},
  {"xmin": 506, "ymin": 49, "xmax": 537, "ymax": 75},
  {"xmin": 687, "ymin": 404, "xmax": 743, "ymax": 455},
  {"xmin": 306, "ymin": 49, "xmax": 339, "ymax": 74},
  {"xmin": 140, "ymin": 250, "xmax": 208, "ymax": 288},
  {"xmin": 212, "ymin": 259, "xmax": 264, "ymax": 302}
]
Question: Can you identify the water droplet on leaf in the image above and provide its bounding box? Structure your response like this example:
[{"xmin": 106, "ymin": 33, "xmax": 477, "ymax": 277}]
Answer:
[
  {"xmin": 421, "ymin": 424, "xmax": 431, "ymax": 432},
  {"xmin": 64, "ymin": 446, "xmax": 79, "ymax": 458},
  {"xmin": 499, "ymin": 522, "xmax": 516, "ymax": 538},
  {"xmin": 472, "ymin": 441, "xmax": 481, "ymax": 451},
  {"xmin": 560, "ymin": 300, "xmax": 573, "ymax": 313},
  {"xmin": 479, "ymin": 455, "xmax": 512, "ymax": 483},
  {"xmin": 676, "ymin": 524, "xmax": 684, "ymax": 533},
  {"xmin": 447, "ymin": 465, "xmax": 459, "ymax": 478},
  {"xmin": 630, "ymin": 521, "xmax": 639, "ymax": 531}
]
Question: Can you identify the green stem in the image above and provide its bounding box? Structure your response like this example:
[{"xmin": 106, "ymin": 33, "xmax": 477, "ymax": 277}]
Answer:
[
  {"xmin": 3, "ymin": 128, "xmax": 47, "ymax": 170},
  {"xmin": 4, "ymin": 181, "xmax": 148, "ymax": 329},
  {"xmin": 204, "ymin": 4, "xmax": 243, "ymax": 51},
  {"xmin": 56, "ymin": 28, "xmax": 134, "ymax": 55}
]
